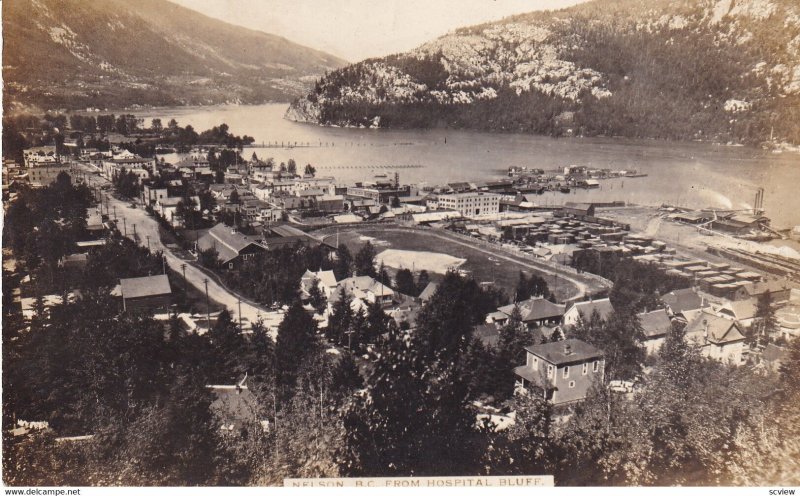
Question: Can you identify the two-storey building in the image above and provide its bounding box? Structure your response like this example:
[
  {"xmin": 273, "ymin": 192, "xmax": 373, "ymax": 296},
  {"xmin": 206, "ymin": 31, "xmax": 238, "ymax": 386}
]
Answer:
[{"xmin": 513, "ymin": 339, "xmax": 604, "ymax": 405}]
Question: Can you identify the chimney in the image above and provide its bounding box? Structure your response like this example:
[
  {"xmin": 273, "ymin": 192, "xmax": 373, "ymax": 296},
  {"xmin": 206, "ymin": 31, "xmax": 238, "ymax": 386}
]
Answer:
[
  {"xmin": 564, "ymin": 344, "xmax": 573, "ymax": 355},
  {"xmin": 702, "ymin": 319, "xmax": 709, "ymax": 343}
]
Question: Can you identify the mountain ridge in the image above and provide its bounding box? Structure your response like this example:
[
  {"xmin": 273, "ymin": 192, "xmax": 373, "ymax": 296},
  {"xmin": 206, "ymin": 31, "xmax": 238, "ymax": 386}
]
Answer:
[
  {"xmin": 2, "ymin": 0, "xmax": 347, "ymax": 112},
  {"xmin": 288, "ymin": 0, "xmax": 800, "ymax": 145}
]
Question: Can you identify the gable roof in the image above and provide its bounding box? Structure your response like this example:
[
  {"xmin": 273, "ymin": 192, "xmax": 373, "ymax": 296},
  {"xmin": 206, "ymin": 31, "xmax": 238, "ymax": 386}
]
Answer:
[
  {"xmin": 499, "ymin": 297, "xmax": 566, "ymax": 323},
  {"xmin": 333, "ymin": 276, "xmax": 394, "ymax": 302},
  {"xmin": 685, "ymin": 310, "xmax": 745, "ymax": 345},
  {"xmin": 418, "ymin": 282, "xmax": 438, "ymax": 302},
  {"xmin": 717, "ymin": 299, "xmax": 758, "ymax": 321},
  {"xmin": 525, "ymin": 338, "xmax": 604, "ymax": 366},
  {"xmin": 637, "ymin": 308, "xmax": 672, "ymax": 338},
  {"xmin": 120, "ymin": 274, "xmax": 171, "ymax": 299},
  {"xmin": 663, "ymin": 288, "xmax": 704, "ymax": 314},
  {"xmin": 197, "ymin": 223, "xmax": 265, "ymax": 263},
  {"xmin": 741, "ymin": 280, "xmax": 789, "ymax": 297},
  {"xmin": 567, "ymin": 298, "xmax": 614, "ymax": 321},
  {"xmin": 302, "ymin": 269, "xmax": 337, "ymax": 289}
]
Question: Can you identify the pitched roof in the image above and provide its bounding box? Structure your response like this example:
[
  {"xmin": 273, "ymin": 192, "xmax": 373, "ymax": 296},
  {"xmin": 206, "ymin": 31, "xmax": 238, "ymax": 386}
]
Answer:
[
  {"xmin": 741, "ymin": 280, "xmax": 789, "ymax": 297},
  {"xmin": 334, "ymin": 276, "xmax": 394, "ymax": 301},
  {"xmin": 197, "ymin": 223, "xmax": 265, "ymax": 263},
  {"xmin": 685, "ymin": 310, "xmax": 745, "ymax": 345},
  {"xmin": 567, "ymin": 298, "xmax": 614, "ymax": 321},
  {"xmin": 717, "ymin": 299, "xmax": 758, "ymax": 321},
  {"xmin": 663, "ymin": 288, "xmax": 704, "ymax": 314},
  {"xmin": 418, "ymin": 282, "xmax": 438, "ymax": 302},
  {"xmin": 120, "ymin": 274, "xmax": 171, "ymax": 299},
  {"xmin": 499, "ymin": 297, "xmax": 566, "ymax": 323},
  {"xmin": 301, "ymin": 269, "xmax": 337, "ymax": 288},
  {"xmin": 637, "ymin": 308, "xmax": 672, "ymax": 338},
  {"xmin": 270, "ymin": 225, "xmax": 308, "ymax": 238},
  {"xmin": 524, "ymin": 338, "xmax": 604, "ymax": 365}
]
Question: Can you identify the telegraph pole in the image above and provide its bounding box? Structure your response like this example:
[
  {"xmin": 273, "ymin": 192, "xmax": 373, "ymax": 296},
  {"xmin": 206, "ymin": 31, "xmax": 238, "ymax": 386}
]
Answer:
[
  {"xmin": 181, "ymin": 263, "xmax": 187, "ymax": 293},
  {"xmin": 146, "ymin": 235, "xmax": 150, "ymax": 252},
  {"xmin": 122, "ymin": 218, "xmax": 127, "ymax": 236},
  {"xmin": 162, "ymin": 255, "xmax": 167, "ymax": 275},
  {"xmin": 203, "ymin": 278, "xmax": 210, "ymax": 330},
  {"xmin": 238, "ymin": 297, "xmax": 243, "ymax": 331}
]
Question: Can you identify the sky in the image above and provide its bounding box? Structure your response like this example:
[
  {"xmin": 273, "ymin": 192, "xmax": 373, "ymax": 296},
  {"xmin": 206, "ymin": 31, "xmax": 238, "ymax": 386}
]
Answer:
[{"xmin": 168, "ymin": 0, "xmax": 590, "ymax": 62}]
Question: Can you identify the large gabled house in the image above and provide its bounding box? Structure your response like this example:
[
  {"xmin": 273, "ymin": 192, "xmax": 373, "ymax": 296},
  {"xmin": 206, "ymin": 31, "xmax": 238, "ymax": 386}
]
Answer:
[
  {"xmin": 562, "ymin": 298, "xmax": 614, "ymax": 327},
  {"xmin": 197, "ymin": 223, "xmax": 267, "ymax": 269},
  {"xmin": 684, "ymin": 310, "xmax": 746, "ymax": 365},
  {"xmin": 488, "ymin": 297, "xmax": 566, "ymax": 329},
  {"xmin": 514, "ymin": 339, "xmax": 605, "ymax": 405},
  {"xmin": 331, "ymin": 276, "xmax": 395, "ymax": 309}
]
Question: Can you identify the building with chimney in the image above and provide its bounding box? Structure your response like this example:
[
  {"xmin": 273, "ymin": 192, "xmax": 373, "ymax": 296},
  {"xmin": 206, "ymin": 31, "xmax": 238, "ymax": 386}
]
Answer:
[{"xmin": 513, "ymin": 339, "xmax": 604, "ymax": 405}]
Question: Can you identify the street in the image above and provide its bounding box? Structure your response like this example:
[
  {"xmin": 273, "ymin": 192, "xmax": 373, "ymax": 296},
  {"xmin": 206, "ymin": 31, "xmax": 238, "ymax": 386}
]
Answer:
[{"xmin": 72, "ymin": 163, "xmax": 284, "ymax": 336}]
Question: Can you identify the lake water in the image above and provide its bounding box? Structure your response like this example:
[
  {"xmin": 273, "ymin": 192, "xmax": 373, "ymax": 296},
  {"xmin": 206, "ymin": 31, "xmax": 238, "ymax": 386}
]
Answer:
[{"xmin": 133, "ymin": 103, "xmax": 800, "ymax": 229}]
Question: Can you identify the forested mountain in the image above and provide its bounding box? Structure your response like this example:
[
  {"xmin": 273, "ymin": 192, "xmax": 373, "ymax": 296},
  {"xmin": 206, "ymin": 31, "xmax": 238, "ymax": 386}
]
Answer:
[
  {"xmin": 2, "ymin": 0, "xmax": 346, "ymax": 112},
  {"xmin": 288, "ymin": 0, "xmax": 800, "ymax": 145}
]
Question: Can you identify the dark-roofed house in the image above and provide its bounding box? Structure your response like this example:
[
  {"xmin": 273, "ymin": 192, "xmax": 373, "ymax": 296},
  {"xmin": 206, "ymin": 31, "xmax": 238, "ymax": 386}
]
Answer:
[
  {"xmin": 262, "ymin": 224, "xmax": 321, "ymax": 251},
  {"xmin": 563, "ymin": 202, "xmax": 595, "ymax": 217},
  {"xmin": 120, "ymin": 274, "xmax": 171, "ymax": 312},
  {"xmin": 662, "ymin": 288, "xmax": 706, "ymax": 320},
  {"xmin": 494, "ymin": 297, "xmax": 566, "ymax": 329},
  {"xmin": 637, "ymin": 308, "xmax": 673, "ymax": 355},
  {"xmin": 197, "ymin": 223, "xmax": 267, "ymax": 269},
  {"xmin": 684, "ymin": 310, "xmax": 746, "ymax": 365},
  {"xmin": 563, "ymin": 298, "xmax": 614, "ymax": 327},
  {"xmin": 514, "ymin": 339, "xmax": 604, "ymax": 405}
]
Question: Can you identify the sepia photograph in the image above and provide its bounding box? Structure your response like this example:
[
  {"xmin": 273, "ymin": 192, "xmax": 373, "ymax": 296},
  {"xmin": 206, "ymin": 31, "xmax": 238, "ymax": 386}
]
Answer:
[{"xmin": 1, "ymin": 0, "xmax": 799, "ymax": 492}]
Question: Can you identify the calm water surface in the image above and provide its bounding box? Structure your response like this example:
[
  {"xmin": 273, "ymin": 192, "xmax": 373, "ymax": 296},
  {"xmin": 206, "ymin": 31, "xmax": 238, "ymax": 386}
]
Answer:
[{"xmin": 133, "ymin": 104, "xmax": 800, "ymax": 229}]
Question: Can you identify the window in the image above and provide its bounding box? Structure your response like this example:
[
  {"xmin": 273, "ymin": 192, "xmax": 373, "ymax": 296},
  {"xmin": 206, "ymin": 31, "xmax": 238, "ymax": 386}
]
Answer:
[
  {"xmin": 593, "ymin": 360, "xmax": 600, "ymax": 373},
  {"xmin": 563, "ymin": 366, "xmax": 569, "ymax": 378},
  {"xmin": 569, "ymin": 380, "xmax": 576, "ymax": 388},
  {"xmin": 582, "ymin": 363, "xmax": 588, "ymax": 375},
  {"xmin": 547, "ymin": 365, "xmax": 553, "ymax": 378},
  {"xmin": 533, "ymin": 357, "xmax": 538, "ymax": 368}
]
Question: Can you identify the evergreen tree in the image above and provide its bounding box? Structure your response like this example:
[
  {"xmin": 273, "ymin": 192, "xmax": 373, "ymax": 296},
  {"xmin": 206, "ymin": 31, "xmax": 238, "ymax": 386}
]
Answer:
[
  {"xmin": 326, "ymin": 288, "xmax": 354, "ymax": 346},
  {"xmin": 354, "ymin": 242, "xmax": 377, "ymax": 277},
  {"xmin": 307, "ymin": 278, "xmax": 327, "ymax": 314},
  {"xmin": 275, "ymin": 301, "xmax": 319, "ymax": 398},
  {"xmin": 394, "ymin": 268, "xmax": 416, "ymax": 296},
  {"xmin": 333, "ymin": 245, "xmax": 354, "ymax": 280},
  {"xmin": 416, "ymin": 270, "xmax": 430, "ymax": 294}
]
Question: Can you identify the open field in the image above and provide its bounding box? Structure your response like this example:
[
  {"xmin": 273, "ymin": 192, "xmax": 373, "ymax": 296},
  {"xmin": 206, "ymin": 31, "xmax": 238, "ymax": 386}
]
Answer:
[
  {"xmin": 320, "ymin": 227, "xmax": 590, "ymax": 302},
  {"xmin": 375, "ymin": 249, "xmax": 466, "ymax": 274}
]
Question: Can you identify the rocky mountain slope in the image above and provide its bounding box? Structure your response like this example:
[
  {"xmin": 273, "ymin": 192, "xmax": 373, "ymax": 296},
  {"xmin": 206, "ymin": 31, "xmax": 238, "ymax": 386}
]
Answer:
[
  {"xmin": 288, "ymin": 0, "xmax": 800, "ymax": 145},
  {"xmin": 3, "ymin": 0, "xmax": 347, "ymax": 112}
]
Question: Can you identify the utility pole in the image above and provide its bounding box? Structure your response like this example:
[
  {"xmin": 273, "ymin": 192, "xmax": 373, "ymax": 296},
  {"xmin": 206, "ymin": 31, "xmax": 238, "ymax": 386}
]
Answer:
[
  {"xmin": 238, "ymin": 297, "xmax": 243, "ymax": 331},
  {"xmin": 122, "ymin": 217, "xmax": 127, "ymax": 236},
  {"xmin": 133, "ymin": 224, "xmax": 137, "ymax": 238},
  {"xmin": 181, "ymin": 263, "xmax": 187, "ymax": 293},
  {"xmin": 146, "ymin": 235, "xmax": 150, "ymax": 252},
  {"xmin": 203, "ymin": 278, "xmax": 210, "ymax": 330},
  {"xmin": 162, "ymin": 255, "xmax": 167, "ymax": 275}
]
